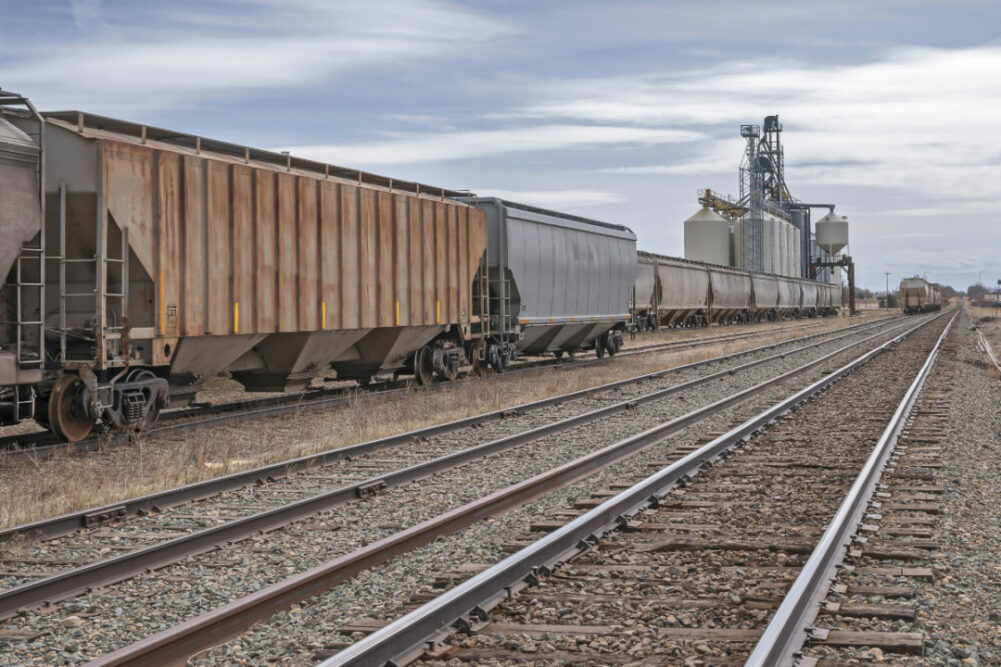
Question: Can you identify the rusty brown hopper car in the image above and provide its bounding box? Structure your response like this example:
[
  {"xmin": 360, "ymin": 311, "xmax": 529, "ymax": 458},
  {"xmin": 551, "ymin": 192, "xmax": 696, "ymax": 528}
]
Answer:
[{"xmin": 0, "ymin": 93, "xmax": 487, "ymax": 441}]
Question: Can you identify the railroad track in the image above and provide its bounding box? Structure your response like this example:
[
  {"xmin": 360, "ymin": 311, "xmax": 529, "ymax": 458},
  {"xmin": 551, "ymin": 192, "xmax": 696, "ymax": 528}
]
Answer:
[
  {"xmin": 0, "ymin": 317, "xmax": 863, "ymax": 462},
  {"xmin": 756, "ymin": 318, "xmax": 956, "ymax": 665},
  {"xmin": 315, "ymin": 310, "xmax": 954, "ymax": 666},
  {"xmin": 0, "ymin": 315, "xmax": 907, "ymax": 617},
  {"xmin": 0, "ymin": 317, "xmax": 901, "ymax": 547},
  {"xmin": 0, "ymin": 313, "xmax": 929, "ymax": 664}
]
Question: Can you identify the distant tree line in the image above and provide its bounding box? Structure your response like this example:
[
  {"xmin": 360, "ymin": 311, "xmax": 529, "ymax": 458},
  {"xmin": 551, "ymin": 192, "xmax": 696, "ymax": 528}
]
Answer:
[{"xmin": 966, "ymin": 283, "xmax": 996, "ymax": 300}]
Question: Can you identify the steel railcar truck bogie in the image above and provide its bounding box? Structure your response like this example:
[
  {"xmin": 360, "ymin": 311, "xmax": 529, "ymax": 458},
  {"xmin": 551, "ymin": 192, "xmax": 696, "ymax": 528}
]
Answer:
[{"xmin": 0, "ymin": 94, "xmax": 492, "ymax": 442}]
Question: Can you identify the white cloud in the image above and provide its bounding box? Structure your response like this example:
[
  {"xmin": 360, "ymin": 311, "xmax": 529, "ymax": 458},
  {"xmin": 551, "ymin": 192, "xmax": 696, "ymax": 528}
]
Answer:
[
  {"xmin": 0, "ymin": 0, "xmax": 515, "ymax": 112},
  {"xmin": 597, "ymin": 158, "xmax": 732, "ymax": 177},
  {"xmin": 474, "ymin": 44, "xmax": 1001, "ymax": 287},
  {"xmin": 474, "ymin": 189, "xmax": 625, "ymax": 207},
  {"xmin": 70, "ymin": 0, "xmax": 103, "ymax": 29},
  {"xmin": 495, "ymin": 46, "xmax": 1001, "ymax": 204},
  {"xmin": 283, "ymin": 125, "xmax": 703, "ymax": 165}
]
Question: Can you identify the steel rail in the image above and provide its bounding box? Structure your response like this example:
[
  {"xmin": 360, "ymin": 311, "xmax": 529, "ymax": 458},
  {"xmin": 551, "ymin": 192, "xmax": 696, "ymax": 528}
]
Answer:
[
  {"xmin": 0, "ymin": 317, "xmax": 869, "ymax": 459},
  {"xmin": 744, "ymin": 311, "xmax": 956, "ymax": 666},
  {"xmin": 0, "ymin": 316, "xmax": 913, "ymax": 620},
  {"xmin": 975, "ymin": 327, "xmax": 1001, "ymax": 374},
  {"xmin": 616, "ymin": 318, "xmax": 831, "ymax": 357},
  {"xmin": 319, "ymin": 312, "xmax": 947, "ymax": 667},
  {"xmin": 84, "ymin": 315, "xmax": 940, "ymax": 667},
  {"xmin": 0, "ymin": 316, "xmax": 899, "ymax": 546}
]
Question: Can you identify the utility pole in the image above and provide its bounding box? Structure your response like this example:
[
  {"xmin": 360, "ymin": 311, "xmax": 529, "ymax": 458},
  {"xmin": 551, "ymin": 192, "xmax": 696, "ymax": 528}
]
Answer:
[{"xmin": 884, "ymin": 272, "xmax": 892, "ymax": 309}]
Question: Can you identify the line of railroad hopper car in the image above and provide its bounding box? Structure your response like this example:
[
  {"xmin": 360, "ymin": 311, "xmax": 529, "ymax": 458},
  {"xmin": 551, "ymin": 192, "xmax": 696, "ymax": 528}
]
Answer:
[
  {"xmin": 899, "ymin": 277, "xmax": 941, "ymax": 314},
  {"xmin": 0, "ymin": 93, "xmax": 636, "ymax": 442},
  {"xmin": 631, "ymin": 251, "xmax": 842, "ymax": 330}
]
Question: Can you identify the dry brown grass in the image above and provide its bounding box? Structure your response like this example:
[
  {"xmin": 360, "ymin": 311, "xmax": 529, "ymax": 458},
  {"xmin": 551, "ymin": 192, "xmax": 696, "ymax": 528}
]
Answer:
[{"xmin": 0, "ymin": 314, "xmax": 885, "ymax": 530}]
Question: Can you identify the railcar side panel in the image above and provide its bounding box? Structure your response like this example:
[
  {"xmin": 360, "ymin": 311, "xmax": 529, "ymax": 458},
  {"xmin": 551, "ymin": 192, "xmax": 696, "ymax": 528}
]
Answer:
[
  {"xmin": 156, "ymin": 152, "xmax": 183, "ymax": 339},
  {"xmin": 751, "ymin": 274, "xmax": 779, "ymax": 317},
  {"xmin": 800, "ymin": 281, "xmax": 818, "ymax": 311},
  {"xmin": 277, "ymin": 173, "xmax": 298, "ymax": 332},
  {"xmin": 708, "ymin": 267, "xmax": 751, "ymax": 322},
  {"xmin": 181, "ymin": 155, "xmax": 206, "ymax": 336},
  {"xmin": 776, "ymin": 277, "xmax": 800, "ymax": 312},
  {"xmin": 633, "ymin": 257, "xmax": 656, "ymax": 310},
  {"xmin": 232, "ymin": 166, "xmax": 255, "ymax": 334},
  {"xmin": 207, "ymin": 160, "xmax": 231, "ymax": 336},
  {"xmin": 255, "ymin": 171, "xmax": 278, "ymax": 332},
  {"xmin": 340, "ymin": 184, "xmax": 360, "ymax": 330}
]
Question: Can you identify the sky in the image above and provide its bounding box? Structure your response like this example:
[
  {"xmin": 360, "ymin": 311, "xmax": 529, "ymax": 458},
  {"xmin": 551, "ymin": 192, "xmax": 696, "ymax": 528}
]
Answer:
[{"xmin": 2, "ymin": 0, "xmax": 999, "ymax": 292}]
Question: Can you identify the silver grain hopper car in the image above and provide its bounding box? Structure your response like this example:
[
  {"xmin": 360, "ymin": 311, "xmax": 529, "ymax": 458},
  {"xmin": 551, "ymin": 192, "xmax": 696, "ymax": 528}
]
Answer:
[
  {"xmin": 815, "ymin": 281, "xmax": 841, "ymax": 316},
  {"xmin": 750, "ymin": 273, "xmax": 800, "ymax": 321},
  {"xmin": 899, "ymin": 277, "xmax": 941, "ymax": 314},
  {"xmin": 799, "ymin": 278, "xmax": 819, "ymax": 316},
  {"xmin": 632, "ymin": 250, "xmax": 841, "ymax": 328},
  {"xmin": 477, "ymin": 198, "xmax": 636, "ymax": 360},
  {"xmin": 634, "ymin": 252, "xmax": 711, "ymax": 328},
  {"xmin": 707, "ymin": 264, "xmax": 752, "ymax": 323}
]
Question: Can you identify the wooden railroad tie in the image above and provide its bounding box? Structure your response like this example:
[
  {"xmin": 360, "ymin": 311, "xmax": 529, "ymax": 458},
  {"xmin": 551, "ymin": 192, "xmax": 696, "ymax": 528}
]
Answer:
[{"xmin": 809, "ymin": 629, "xmax": 923, "ymax": 655}]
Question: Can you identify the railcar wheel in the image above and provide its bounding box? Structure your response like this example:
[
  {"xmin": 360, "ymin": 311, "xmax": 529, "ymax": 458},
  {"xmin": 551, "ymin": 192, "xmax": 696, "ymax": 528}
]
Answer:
[
  {"xmin": 595, "ymin": 337, "xmax": 606, "ymax": 359},
  {"xmin": 554, "ymin": 350, "xmax": 565, "ymax": 360},
  {"xmin": 604, "ymin": 335, "xmax": 617, "ymax": 357},
  {"xmin": 48, "ymin": 374, "xmax": 94, "ymax": 443},
  {"xmin": 414, "ymin": 346, "xmax": 434, "ymax": 386}
]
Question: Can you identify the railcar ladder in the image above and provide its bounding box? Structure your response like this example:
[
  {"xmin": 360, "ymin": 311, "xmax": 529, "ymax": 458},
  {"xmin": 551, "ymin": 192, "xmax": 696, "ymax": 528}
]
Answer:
[
  {"xmin": 98, "ymin": 225, "xmax": 129, "ymax": 366},
  {"xmin": 490, "ymin": 273, "xmax": 514, "ymax": 350},
  {"xmin": 14, "ymin": 245, "xmax": 44, "ymax": 369}
]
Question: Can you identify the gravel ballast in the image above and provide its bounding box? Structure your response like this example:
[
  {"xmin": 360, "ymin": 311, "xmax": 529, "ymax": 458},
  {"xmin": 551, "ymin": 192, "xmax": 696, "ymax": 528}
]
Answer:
[{"xmin": 0, "ymin": 315, "xmax": 925, "ymax": 664}]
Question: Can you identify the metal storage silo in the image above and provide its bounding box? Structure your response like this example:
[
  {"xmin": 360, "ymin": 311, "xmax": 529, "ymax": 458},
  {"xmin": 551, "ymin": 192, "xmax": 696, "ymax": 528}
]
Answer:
[
  {"xmin": 789, "ymin": 225, "xmax": 801, "ymax": 279},
  {"xmin": 761, "ymin": 214, "xmax": 775, "ymax": 274},
  {"xmin": 784, "ymin": 223, "xmax": 793, "ymax": 276},
  {"xmin": 816, "ymin": 211, "xmax": 849, "ymax": 258},
  {"xmin": 733, "ymin": 215, "xmax": 764, "ymax": 273},
  {"xmin": 777, "ymin": 220, "xmax": 788, "ymax": 276},
  {"xmin": 684, "ymin": 207, "xmax": 730, "ymax": 266},
  {"xmin": 733, "ymin": 218, "xmax": 744, "ymax": 270},
  {"xmin": 790, "ymin": 209, "xmax": 808, "ymax": 277}
]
